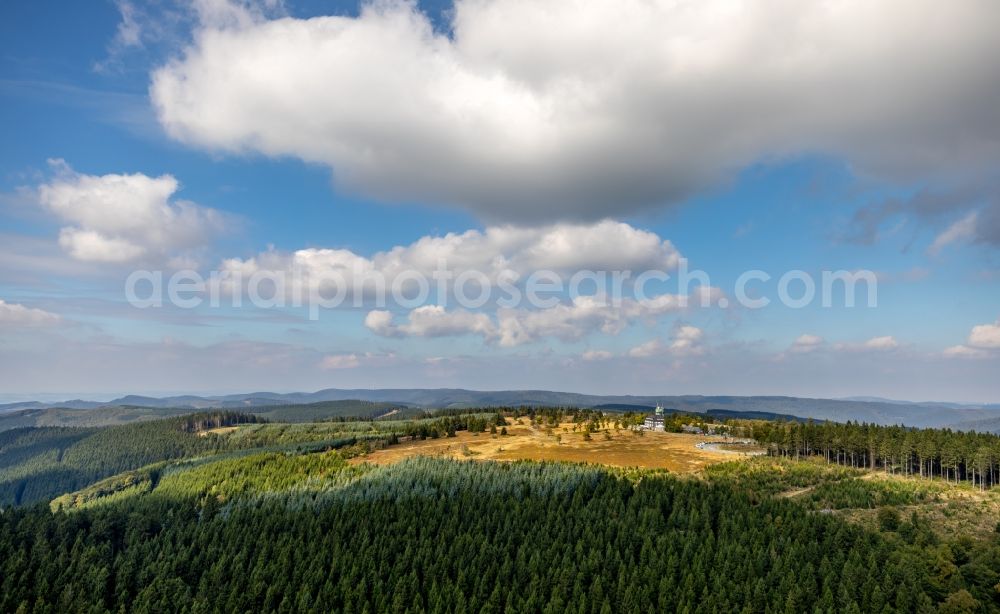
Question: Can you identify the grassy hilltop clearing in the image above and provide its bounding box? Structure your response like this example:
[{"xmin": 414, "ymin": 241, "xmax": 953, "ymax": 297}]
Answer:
[{"xmin": 1, "ymin": 405, "xmax": 999, "ymax": 612}]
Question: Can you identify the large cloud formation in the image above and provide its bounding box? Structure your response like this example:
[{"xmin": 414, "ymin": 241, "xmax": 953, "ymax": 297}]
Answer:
[
  {"xmin": 216, "ymin": 219, "xmax": 707, "ymax": 345},
  {"xmin": 151, "ymin": 0, "xmax": 1000, "ymax": 223},
  {"xmin": 221, "ymin": 219, "xmax": 680, "ymax": 296}
]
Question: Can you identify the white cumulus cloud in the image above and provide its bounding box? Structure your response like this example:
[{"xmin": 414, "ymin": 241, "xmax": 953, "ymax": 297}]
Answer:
[
  {"xmin": 37, "ymin": 160, "xmax": 226, "ymax": 264},
  {"xmin": 219, "ymin": 219, "xmax": 682, "ymax": 301},
  {"xmin": 366, "ymin": 305, "xmax": 495, "ymax": 339},
  {"xmin": 364, "ymin": 293, "xmax": 714, "ymax": 347},
  {"xmin": 942, "ymin": 345, "xmax": 990, "ymax": 359},
  {"xmin": 865, "ymin": 336, "xmax": 899, "ymax": 350},
  {"xmin": 827, "ymin": 335, "xmax": 899, "ymax": 353},
  {"xmin": 968, "ymin": 317, "xmax": 1000, "ymax": 349},
  {"xmin": 152, "ymin": 0, "xmax": 1000, "ymax": 223},
  {"xmin": 626, "ymin": 339, "xmax": 664, "ymax": 359},
  {"xmin": 319, "ymin": 353, "xmax": 361, "ymax": 370},
  {"xmin": 941, "ymin": 317, "xmax": 1000, "ymax": 357},
  {"xmin": 863, "ymin": 336, "xmax": 899, "ymax": 350},
  {"xmin": 627, "ymin": 324, "xmax": 705, "ymax": 358},
  {"xmin": 0, "ymin": 299, "xmax": 61, "ymax": 327},
  {"xmin": 668, "ymin": 325, "xmax": 705, "ymax": 355},
  {"xmin": 789, "ymin": 334, "xmax": 825, "ymax": 353}
]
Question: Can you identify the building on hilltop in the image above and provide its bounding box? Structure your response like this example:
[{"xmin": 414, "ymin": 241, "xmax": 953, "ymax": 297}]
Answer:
[
  {"xmin": 642, "ymin": 405, "xmax": 710, "ymax": 434},
  {"xmin": 643, "ymin": 404, "xmax": 666, "ymax": 431}
]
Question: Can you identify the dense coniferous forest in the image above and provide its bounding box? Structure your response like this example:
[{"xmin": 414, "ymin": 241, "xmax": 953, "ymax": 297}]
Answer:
[
  {"xmin": 4, "ymin": 456, "xmax": 992, "ymax": 613},
  {"xmin": 752, "ymin": 420, "xmax": 1000, "ymax": 488},
  {"xmin": 0, "ymin": 414, "xmax": 280, "ymax": 506},
  {"xmin": 0, "ymin": 420, "xmax": 219, "ymax": 506}
]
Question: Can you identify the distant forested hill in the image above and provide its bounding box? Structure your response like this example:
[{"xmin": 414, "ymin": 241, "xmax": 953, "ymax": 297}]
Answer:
[
  {"xmin": 0, "ymin": 400, "xmax": 416, "ymax": 431},
  {"xmin": 4, "ymin": 389, "xmax": 996, "ymax": 429}
]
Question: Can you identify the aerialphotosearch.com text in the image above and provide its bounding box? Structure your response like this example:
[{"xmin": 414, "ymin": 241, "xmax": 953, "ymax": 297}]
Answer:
[{"xmin": 124, "ymin": 258, "xmax": 878, "ymax": 320}]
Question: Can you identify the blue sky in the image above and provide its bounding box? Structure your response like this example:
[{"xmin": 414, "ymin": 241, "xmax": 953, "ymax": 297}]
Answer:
[{"xmin": 1, "ymin": 0, "xmax": 999, "ymax": 402}]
